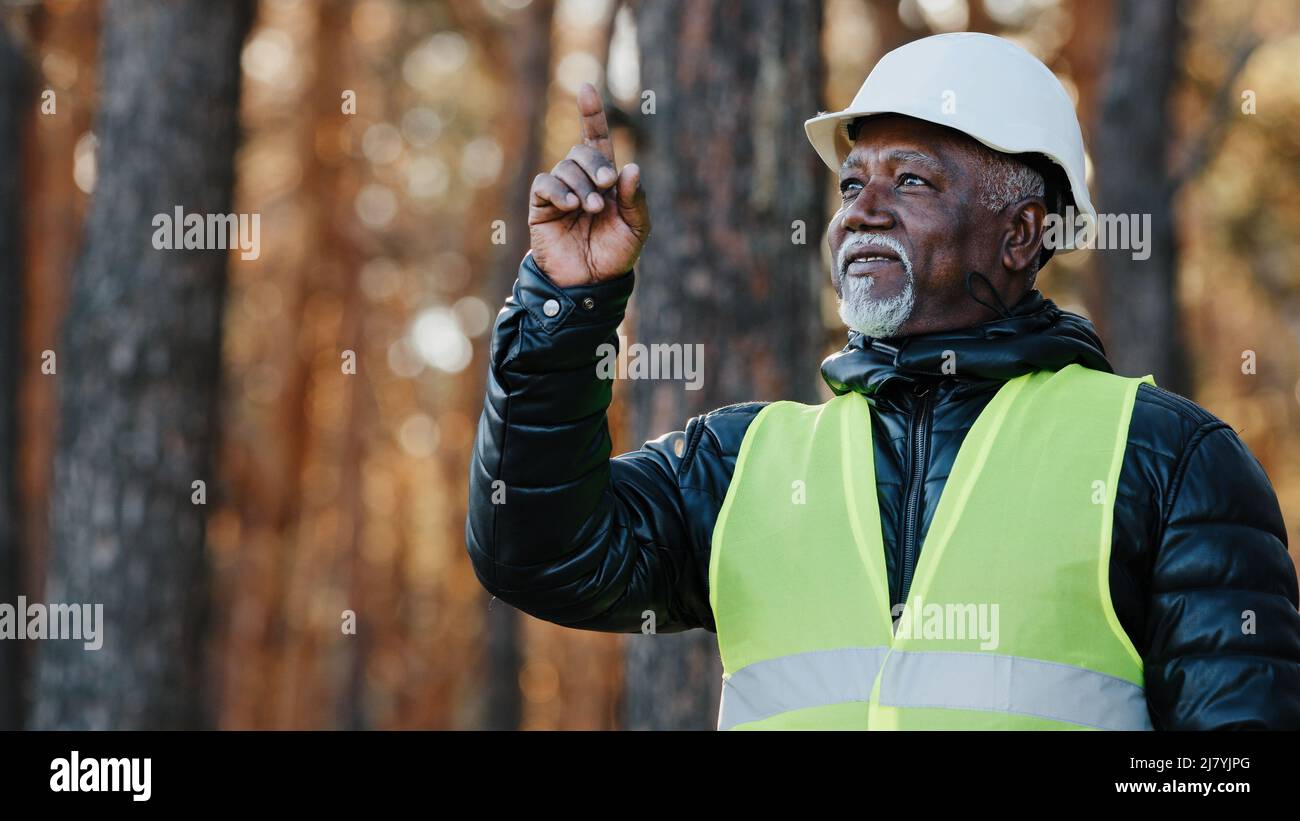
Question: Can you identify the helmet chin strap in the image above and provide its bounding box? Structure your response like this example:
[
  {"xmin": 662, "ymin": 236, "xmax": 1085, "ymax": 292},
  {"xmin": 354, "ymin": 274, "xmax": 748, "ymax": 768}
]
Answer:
[{"xmin": 964, "ymin": 270, "xmax": 1014, "ymax": 320}]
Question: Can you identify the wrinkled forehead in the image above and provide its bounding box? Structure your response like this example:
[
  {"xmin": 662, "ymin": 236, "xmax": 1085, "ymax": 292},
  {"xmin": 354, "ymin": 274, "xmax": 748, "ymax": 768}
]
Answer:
[{"xmin": 841, "ymin": 113, "xmax": 981, "ymax": 174}]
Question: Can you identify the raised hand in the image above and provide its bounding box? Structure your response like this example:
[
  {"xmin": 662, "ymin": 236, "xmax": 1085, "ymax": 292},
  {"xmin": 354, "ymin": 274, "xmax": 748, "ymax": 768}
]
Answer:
[{"xmin": 528, "ymin": 83, "xmax": 651, "ymax": 287}]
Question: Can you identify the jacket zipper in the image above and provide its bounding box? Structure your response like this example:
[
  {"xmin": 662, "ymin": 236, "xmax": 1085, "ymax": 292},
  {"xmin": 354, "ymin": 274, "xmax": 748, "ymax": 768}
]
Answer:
[{"xmin": 898, "ymin": 383, "xmax": 932, "ymax": 608}]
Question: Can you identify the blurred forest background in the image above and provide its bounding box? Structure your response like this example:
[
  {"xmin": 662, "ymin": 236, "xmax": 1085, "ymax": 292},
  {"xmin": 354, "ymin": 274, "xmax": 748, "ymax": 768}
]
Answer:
[{"xmin": 0, "ymin": 0, "xmax": 1297, "ymax": 730}]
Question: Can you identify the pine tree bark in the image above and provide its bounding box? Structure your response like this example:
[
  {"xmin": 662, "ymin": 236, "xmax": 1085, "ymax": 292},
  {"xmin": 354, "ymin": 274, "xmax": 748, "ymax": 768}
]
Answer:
[
  {"xmin": 625, "ymin": 0, "xmax": 825, "ymax": 730},
  {"xmin": 480, "ymin": 0, "xmax": 556, "ymax": 731},
  {"xmin": 31, "ymin": 0, "xmax": 253, "ymax": 730},
  {"xmin": 0, "ymin": 20, "xmax": 28, "ymax": 732},
  {"xmin": 1092, "ymin": 0, "xmax": 1189, "ymax": 394}
]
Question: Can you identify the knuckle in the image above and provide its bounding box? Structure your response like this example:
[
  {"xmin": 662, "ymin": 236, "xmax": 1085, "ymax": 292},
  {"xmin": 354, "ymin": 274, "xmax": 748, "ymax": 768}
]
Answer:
[
  {"xmin": 557, "ymin": 163, "xmax": 591, "ymax": 189},
  {"xmin": 573, "ymin": 145, "xmax": 609, "ymax": 172}
]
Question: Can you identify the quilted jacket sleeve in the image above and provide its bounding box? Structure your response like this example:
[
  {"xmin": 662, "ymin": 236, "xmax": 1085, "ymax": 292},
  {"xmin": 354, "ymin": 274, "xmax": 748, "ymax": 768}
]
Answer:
[
  {"xmin": 1141, "ymin": 390, "xmax": 1300, "ymax": 729},
  {"xmin": 465, "ymin": 254, "xmax": 742, "ymax": 634}
]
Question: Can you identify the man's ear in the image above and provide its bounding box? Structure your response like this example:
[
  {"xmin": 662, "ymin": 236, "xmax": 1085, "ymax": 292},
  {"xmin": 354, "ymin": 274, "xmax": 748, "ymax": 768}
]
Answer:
[{"xmin": 1001, "ymin": 198, "xmax": 1047, "ymax": 276}]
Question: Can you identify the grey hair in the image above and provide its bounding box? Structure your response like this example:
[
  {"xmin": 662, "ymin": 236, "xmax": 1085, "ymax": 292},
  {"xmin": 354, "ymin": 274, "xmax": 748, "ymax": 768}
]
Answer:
[
  {"xmin": 968, "ymin": 143, "xmax": 1046, "ymax": 284},
  {"xmin": 971, "ymin": 144, "xmax": 1045, "ymax": 212}
]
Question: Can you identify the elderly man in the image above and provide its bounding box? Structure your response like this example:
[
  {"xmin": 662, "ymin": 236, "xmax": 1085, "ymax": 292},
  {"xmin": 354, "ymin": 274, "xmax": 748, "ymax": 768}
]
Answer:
[{"xmin": 466, "ymin": 33, "xmax": 1300, "ymax": 729}]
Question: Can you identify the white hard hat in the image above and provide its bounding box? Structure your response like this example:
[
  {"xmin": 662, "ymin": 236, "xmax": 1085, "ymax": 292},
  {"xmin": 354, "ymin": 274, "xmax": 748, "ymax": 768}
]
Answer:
[{"xmin": 805, "ymin": 32, "xmax": 1094, "ymax": 251}]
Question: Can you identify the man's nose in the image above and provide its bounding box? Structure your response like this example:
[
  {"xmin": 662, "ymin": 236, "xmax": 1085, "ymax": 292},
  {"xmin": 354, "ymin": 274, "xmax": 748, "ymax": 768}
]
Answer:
[{"xmin": 840, "ymin": 184, "xmax": 895, "ymax": 232}]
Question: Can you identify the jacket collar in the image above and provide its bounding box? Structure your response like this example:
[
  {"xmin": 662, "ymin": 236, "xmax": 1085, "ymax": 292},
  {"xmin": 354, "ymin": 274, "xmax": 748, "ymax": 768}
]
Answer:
[{"xmin": 820, "ymin": 289, "xmax": 1113, "ymax": 401}]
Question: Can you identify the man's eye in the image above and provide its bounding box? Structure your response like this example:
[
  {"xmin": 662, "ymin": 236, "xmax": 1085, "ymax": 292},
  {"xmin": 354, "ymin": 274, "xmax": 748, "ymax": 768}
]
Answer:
[
  {"xmin": 839, "ymin": 180, "xmax": 862, "ymax": 198},
  {"xmin": 899, "ymin": 173, "xmax": 927, "ymax": 186}
]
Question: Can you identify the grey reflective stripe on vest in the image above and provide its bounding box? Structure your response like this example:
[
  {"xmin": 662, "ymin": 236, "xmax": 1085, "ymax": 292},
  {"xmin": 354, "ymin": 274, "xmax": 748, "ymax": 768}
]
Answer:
[
  {"xmin": 719, "ymin": 648, "xmax": 1151, "ymax": 730},
  {"xmin": 718, "ymin": 647, "xmax": 889, "ymax": 730},
  {"xmin": 877, "ymin": 650, "xmax": 1152, "ymax": 730}
]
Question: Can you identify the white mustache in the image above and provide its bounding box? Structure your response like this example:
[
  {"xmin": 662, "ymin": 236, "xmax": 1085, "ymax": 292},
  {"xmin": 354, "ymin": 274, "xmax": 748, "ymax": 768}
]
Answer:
[{"xmin": 836, "ymin": 234, "xmax": 912, "ymax": 282}]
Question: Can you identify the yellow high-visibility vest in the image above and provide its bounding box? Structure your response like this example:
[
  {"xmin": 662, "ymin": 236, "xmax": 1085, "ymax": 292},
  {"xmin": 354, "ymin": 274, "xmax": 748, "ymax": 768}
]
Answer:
[{"xmin": 710, "ymin": 364, "xmax": 1155, "ymax": 730}]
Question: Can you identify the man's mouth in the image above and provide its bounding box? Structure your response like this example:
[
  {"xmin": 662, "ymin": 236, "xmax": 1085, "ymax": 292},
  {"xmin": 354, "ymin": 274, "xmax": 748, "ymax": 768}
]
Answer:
[{"xmin": 843, "ymin": 247, "xmax": 901, "ymax": 277}]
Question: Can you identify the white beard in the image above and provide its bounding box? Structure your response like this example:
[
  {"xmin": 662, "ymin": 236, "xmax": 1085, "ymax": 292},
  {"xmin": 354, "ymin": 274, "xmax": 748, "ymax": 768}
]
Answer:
[{"xmin": 834, "ymin": 235, "xmax": 916, "ymax": 339}]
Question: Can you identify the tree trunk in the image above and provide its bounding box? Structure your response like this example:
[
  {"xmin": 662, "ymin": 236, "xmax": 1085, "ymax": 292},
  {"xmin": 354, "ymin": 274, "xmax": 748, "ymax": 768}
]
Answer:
[
  {"xmin": 31, "ymin": 0, "xmax": 252, "ymax": 730},
  {"xmin": 625, "ymin": 0, "xmax": 825, "ymax": 730},
  {"xmin": 0, "ymin": 20, "xmax": 28, "ymax": 732},
  {"xmin": 18, "ymin": 0, "xmax": 100, "ymax": 615},
  {"xmin": 1092, "ymin": 0, "xmax": 1189, "ymax": 394},
  {"xmin": 480, "ymin": 0, "xmax": 556, "ymax": 732}
]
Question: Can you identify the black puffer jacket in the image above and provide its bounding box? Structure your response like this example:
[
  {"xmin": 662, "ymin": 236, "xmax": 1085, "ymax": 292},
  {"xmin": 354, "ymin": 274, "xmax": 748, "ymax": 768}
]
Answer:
[{"xmin": 467, "ymin": 254, "xmax": 1300, "ymax": 729}]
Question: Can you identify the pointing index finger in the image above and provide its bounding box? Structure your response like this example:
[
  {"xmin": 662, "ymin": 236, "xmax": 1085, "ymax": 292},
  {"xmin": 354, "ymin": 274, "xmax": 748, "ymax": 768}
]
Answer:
[{"xmin": 577, "ymin": 82, "xmax": 615, "ymax": 164}]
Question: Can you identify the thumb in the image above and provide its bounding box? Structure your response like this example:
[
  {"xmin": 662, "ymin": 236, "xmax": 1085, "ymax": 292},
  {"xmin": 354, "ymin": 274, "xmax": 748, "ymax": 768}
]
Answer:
[{"xmin": 615, "ymin": 163, "xmax": 650, "ymax": 239}]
